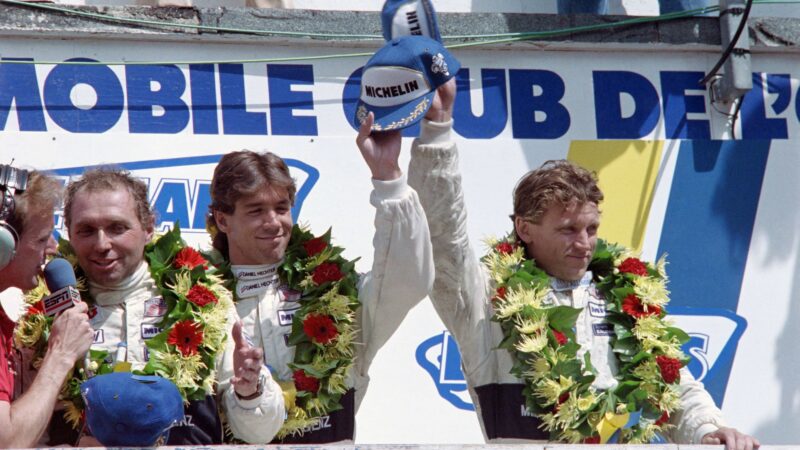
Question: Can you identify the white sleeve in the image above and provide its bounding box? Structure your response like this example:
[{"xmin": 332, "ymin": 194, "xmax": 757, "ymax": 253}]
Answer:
[
  {"xmin": 407, "ymin": 118, "xmax": 495, "ymax": 380},
  {"xmin": 667, "ymin": 367, "xmax": 726, "ymax": 443},
  {"xmin": 356, "ymin": 173, "xmax": 434, "ymax": 374},
  {"xmin": 217, "ymin": 304, "xmax": 286, "ymax": 444}
]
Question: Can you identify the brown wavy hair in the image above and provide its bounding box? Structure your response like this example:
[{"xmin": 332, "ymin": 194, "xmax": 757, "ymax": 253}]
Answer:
[
  {"xmin": 512, "ymin": 159, "xmax": 603, "ymax": 224},
  {"xmin": 63, "ymin": 167, "xmax": 155, "ymax": 230},
  {"xmin": 8, "ymin": 171, "xmax": 62, "ymax": 237},
  {"xmin": 207, "ymin": 150, "xmax": 296, "ymax": 258}
]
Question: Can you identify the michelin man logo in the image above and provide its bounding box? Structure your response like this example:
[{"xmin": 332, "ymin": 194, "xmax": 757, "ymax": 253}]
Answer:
[
  {"xmin": 50, "ymin": 154, "xmax": 319, "ymax": 245},
  {"xmin": 416, "ymin": 307, "xmax": 747, "ymax": 410}
]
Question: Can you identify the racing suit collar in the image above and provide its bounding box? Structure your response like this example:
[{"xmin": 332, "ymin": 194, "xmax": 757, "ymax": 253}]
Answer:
[{"xmin": 90, "ymin": 262, "xmax": 150, "ymax": 306}]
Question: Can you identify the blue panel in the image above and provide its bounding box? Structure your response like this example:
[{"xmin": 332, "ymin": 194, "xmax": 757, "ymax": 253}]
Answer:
[{"xmin": 657, "ymin": 140, "xmax": 770, "ymax": 311}]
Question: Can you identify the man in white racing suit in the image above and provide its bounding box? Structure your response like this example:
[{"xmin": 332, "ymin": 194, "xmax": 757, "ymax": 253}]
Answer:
[
  {"xmin": 407, "ymin": 80, "xmax": 758, "ymax": 450},
  {"xmin": 47, "ymin": 168, "xmax": 277, "ymax": 446},
  {"xmin": 209, "ymin": 113, "xmax": 433, "ymax": 443}
]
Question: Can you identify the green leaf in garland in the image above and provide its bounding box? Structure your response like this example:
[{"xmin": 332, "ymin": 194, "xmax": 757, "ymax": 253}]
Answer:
[{"xmin": 547, "ymin": 306, "xmax": 582, "ymax": 332}]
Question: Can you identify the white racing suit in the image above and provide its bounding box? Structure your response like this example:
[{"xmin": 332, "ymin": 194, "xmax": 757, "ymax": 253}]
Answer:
[
  {"xmin": 407, "ymin": 118, "xmax": 726, "ymax": 443},
  {"xmin": 48, "ymin": 261, "xmax": 272, "ymax": 446},
  {"xmin": 221, "ymin": 174, "xmax": 434, "ymax": 444}
]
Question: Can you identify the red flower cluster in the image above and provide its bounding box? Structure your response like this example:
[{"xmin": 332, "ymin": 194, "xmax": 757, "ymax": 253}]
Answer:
[
  {"xmin": 293, "ymin": 369, "xmax": 320, "ymax": 393},
  {"xmin": 27, "ymin": 300, "xmax": 45, "ymax": 315},
  {"xmin": 552, "ymin": 329, "xmax": 568, "ymax": 346},
  {"xmin": 655, "ymin": 410, "xmax": 670, "ymax": 426},
  {"xmin": 621, "ymin": 294, "xmax": 661, "ymax": 318},
  {"xmin": 303, "ymin": 237, "xmax": 327, "ymax": 257},
  {"xmin": 492, "ymin": 286, "xmax": 507, "ymax": 302},
  {"xmin": 312, "ymin": 262, "xmax": 343, "ymax": 285},
  {"xmin": 173, "ymin": 247, "xmax": 208, "ymax": 270},
  {"xmin": 618, "ymin": 257, "xmax": 648, "ymax": 277},
  {"xmin": 186, "ymin": 284, "xmax": 218, "ymax": 307},
  {"xmin": 495, "ymin": 242, "xmax": 514, "ymax": 255},
  {"xmin": 303, "ymin": 313, "xmax": 339, "ymax": 344},
  {"xmin": 656, "ymin": 355, "xmax": 682, "ymax": 384},
  {"xmin": 167, "ymin": 320, "xmax": 204, "ymax": 356}
]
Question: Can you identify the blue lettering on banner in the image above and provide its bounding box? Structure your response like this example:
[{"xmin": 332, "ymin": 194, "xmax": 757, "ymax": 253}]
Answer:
[
  {"xmin": 126, "ymin": 64, "xmax": 189, "ymax": 134},
  {"xmin": 660, "ymin": 71, "xmax": 710, "ymax": 139},
  {"xmin": 741, "ymin": 73, "xmax": 791, "ymax": 140},
  {"xmin": 51, "ymin": 154, "xmax": 319, "ymax": 232},
  {"xmin": 509, "ymin": 69, "xmax": 570, "ymax": 139},
  {"xmin": 44, "ymin": 58, "xmax": 124, "ymax": 133},
  {"xmin": 277, "ymin": 307, "xmax": 299, "ymax": 327},
  {"xmin": 267, "ymin": 64, "xmax": 318, "ymax": 136},
  {"xmin": 593, "ymin": 71, "xmax": 660, "ymax": 139},
  {"xmin": 219, "ymin": 63, "xmax": 268, "ymax": 135},
  {"xmin": 189, "ymin": 64, "xmax": 219, "ymax": 134},
  {"xmin": 588, "ymin": 301, "xmax": 607, "ymax": 318},
  {"xmin": 592, "ymin": 322, "xmax": 613, "ymax": 336},
  {"xmin": 452, "ymin": 68, "xmax": 508, "ymax": 139},
  {"xmin": 141, "ymin": 324, "xmax": 163, "ymax": 339},
  {"xmin": 0, "ymin": 59, "xmax": 46, "ymax": 131}
]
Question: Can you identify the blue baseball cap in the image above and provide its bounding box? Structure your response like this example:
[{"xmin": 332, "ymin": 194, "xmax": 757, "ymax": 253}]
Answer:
[
  {"xmin": 381, "ymin": 0, "xmax": 441, "ymax": 42},
  {"xmin": 81, "ymin": 373, "xmax": 184, "ymax": 447},
  {"xmin": 354, "ymin": 35, "xmax": 460, "ymax": 131}
]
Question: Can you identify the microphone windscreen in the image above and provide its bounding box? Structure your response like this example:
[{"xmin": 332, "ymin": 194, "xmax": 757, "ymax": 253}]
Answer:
[{"xmin": 44, "ymin": 258, "xmax": 78, "ymax": 292}]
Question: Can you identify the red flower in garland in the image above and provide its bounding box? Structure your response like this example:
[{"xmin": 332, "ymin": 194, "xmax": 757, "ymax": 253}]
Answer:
[
  {"xmin": 492, "ymin": 286, "xmax": 507, "ymax": 302},
  {"xmin": 495, "ymin": 242, "xmax": 514, "ymax": 255},
  {"xmin": 655, "ymin": 410, "xmax": 670, "ymax": 426},
  {"xmin": 186, "ymin": 284, "xmax": 218, "ymax": 307},
  {"xmin": 167, "ymin": 320, "xmax": 204, "ymax": 356},
  {"xmin": 303, "ymin": 313, "xmax": 339, "ymax": 344},
  {"xmin": 583, "ymin": 436, "xmax": 601, "ymax": 444},
  {"xmin": 553, "ymin": 392, "xmax": 570, "ymax": 412},
  {"xmin": 621, "ymin": 294, "xmax": 661, "ymax": 318},
  {"xmin": 312, "ymin": 262, "xmax": 343, "ymax": 285},
  {"xmin": 303, "ymin": 237, "xmax": 327, "ymax": 257},
  {"xmin": 656, "ymin": 355, "xmax": 682, "ymax": 384},
  {"xmin": 293, "ymin": 369, "xmax": 320, "ymax": 393},
  {"xmin": 552, "ymin": 329, "xmax": 568, "ymax": 346},
  {"xmin": 173, "ymin": 247, "xmax": 208, "ymax": 270},
  {"xmin": 618, "ymin": 257, "xmax": 648, "ymax": 276},
  {"xmin": 27, "ymin": 300, "xmax": 45, "ymax": 315}
]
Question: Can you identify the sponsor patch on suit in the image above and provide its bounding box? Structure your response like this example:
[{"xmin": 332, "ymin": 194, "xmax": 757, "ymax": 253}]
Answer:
[
  {"xmin": 93, "ymin": 329, "xmax": 104, "ymax": 344},
  {"xmin": 141, "ymin": 324, "xmax": 163, "ymax": 339},
  {"xmin": 144, "ymin": 296, "xmax": 167, "ymax": 317},
  {"xmin": 278, "ymin": 307, "xmax": 300, "ymax": 326},
  {"xmin": 588, "ymin": 301, "xmax": 607, "ymax": 318},
  {"xmin": 592, "ymin": 322, "xmax": 614, "ymax": 336},
  {"xmin": 279, "ymin": 285, "xmax": 302, "ymax": 302}
]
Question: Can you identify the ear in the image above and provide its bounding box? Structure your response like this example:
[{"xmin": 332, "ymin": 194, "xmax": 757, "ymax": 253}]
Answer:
[
  {"xmin": 514, "ymin": 216, "xmax": 533, "ymax": 246},
  {"xmin": 144, "ymin": 218, "xmax": 155, "ymax": 242},
  {"xmin": 213, "ymin": 210, "xmax": 230, "ymax": 234}
]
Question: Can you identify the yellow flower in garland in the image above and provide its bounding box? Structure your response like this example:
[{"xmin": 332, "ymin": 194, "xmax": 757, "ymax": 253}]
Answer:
[
  {"xmin": 632, "ymin": 315, "xmax": 668, "ymax": 341},
  {"xmin": 515, "ymin": 332, "xmax": 548, "ymax": 354},
  {"xmin": 634, "ymin": 276, "xmax": 669, "ymax": 307},
  {"xmin": 515, "ymin": 315, "xmax": 548, "ymax": 335}
]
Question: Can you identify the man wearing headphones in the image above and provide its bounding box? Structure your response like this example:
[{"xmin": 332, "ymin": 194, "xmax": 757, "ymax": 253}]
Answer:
[{"xmin": 0, "ymin": 165, "xmax": 94, "ymax": 448}]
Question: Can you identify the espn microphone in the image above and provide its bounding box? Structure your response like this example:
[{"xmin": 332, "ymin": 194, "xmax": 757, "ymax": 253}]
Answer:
[{"xmin": 43, "ymin": 258, "xmax": 82, "ymax": 316}]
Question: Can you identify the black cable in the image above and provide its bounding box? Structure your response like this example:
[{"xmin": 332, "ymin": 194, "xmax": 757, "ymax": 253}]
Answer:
[{"xmin": 700, "ymin": 0, "xmax": 754, "ymax": 86}]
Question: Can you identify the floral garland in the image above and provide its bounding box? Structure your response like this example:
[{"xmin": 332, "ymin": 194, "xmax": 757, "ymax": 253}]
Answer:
[
  {"xmin": 14, "ymin": 226, "xmax": 231, "ymax": 429},
  {"xmin": 483, "ymin": 234, "xmax": 690, "ymax": 444},
  {"xmin": 210, "ymin": 224, "xmax": 360, "ymax": 440}
]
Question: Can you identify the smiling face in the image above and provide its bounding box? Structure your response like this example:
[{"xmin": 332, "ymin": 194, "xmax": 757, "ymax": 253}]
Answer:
[
  {"xmin": 67, "ymin": 187, "xmax": 153, "ymax": 286},
  {"xmin": 515, "ymin": 201, "xmax": 600, "ymax": 282},
  {"xmin": 0, "ymin": 211, "xmax": 57, "ymax": 292},
  {"xmin": 214, "ymin": 186, "xmax": 293, "ymax": 266}
]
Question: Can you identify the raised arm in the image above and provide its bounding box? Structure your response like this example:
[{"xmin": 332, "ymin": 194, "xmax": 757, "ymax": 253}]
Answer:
[
  {"xmin": 352, "ymin": 112, "xmax": 434, "ymax": 390},
  {"xmin": 406, "ymin": 79, "xmax": 495, "ymax": 380}
]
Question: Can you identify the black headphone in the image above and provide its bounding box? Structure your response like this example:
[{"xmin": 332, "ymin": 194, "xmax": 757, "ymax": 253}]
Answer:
[{"xmin": 0, "ymin": 164, "xmax": 30, "ymax": 270}]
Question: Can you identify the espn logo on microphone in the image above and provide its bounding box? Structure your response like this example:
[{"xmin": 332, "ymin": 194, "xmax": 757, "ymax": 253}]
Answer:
[{"xmin": 43, "ymin": 286, "xmax": 80, "ymax": 316}]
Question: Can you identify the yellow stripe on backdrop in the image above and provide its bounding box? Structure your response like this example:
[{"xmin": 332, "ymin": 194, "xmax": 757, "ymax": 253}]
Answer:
[{"xmin": 567, "ymin": 140, "xmax": 663, "ymax": 253}]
